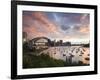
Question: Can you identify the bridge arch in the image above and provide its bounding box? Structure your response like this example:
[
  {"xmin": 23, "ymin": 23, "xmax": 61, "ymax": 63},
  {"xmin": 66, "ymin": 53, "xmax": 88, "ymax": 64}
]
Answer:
[{"xmin": 29, "ymin": 37, "xmax": 51, "ymax": 49}]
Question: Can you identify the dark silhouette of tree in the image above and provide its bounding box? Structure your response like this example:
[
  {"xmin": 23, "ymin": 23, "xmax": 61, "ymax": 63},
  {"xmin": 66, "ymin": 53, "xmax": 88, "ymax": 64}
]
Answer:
[
  {"xmin": 65, "ymin": 42, "xmax": 71, "ymax": 46},
  {"xmin": 23, "ymin": 32, "xmax": 27, "ymax": 39}
]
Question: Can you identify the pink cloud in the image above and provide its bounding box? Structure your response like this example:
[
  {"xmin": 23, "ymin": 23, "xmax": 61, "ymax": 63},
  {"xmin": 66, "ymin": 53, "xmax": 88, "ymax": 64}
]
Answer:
[
  {"xmin": 79, "ymin": 25, "xmax": 90, "ymax": 34},
  {"xmin": 32, "ymin": 12, "xmax": 60, "ymax": 33}
]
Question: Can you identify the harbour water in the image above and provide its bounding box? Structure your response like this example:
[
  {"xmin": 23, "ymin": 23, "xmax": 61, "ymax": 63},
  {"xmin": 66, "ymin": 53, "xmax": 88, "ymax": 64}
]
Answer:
[{"xmin": 40, "ymin": 46, "xmax": 90, "ymax": 64}]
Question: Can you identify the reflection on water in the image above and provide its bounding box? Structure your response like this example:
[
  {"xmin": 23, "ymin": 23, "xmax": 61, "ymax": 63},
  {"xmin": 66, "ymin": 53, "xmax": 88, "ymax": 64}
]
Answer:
[{"xmin": 39, "ymin": 46, "xmax": 90, "ymax": 64}]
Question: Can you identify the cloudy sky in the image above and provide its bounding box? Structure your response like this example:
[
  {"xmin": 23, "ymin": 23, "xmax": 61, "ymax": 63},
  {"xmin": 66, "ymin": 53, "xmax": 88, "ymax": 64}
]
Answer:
[{"xmin": 23, "ymin": 11, "xmax": 90, "ymax": 43}]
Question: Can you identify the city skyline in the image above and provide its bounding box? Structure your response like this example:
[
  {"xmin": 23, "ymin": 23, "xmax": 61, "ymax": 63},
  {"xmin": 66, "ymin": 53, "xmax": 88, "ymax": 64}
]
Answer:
[{"xmin": 23, "ymin": 11, "xmax": 90, "ymax": 43}]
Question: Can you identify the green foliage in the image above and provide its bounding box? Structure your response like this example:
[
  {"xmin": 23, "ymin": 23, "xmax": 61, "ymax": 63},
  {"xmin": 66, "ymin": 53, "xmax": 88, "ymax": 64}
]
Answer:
[
  {"xmin": 23, "ymin": 53, "xmax": 65, "ymax": 68},
  {"xmin": 23, "ymin": 52, "xmax": 89, "ymax": 69}
]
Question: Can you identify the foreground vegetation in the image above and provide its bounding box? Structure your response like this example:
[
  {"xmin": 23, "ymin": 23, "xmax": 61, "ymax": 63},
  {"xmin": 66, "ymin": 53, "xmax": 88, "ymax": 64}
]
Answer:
[
  {"xmin": 23, "ymin": 53, "xmax": 66, "ymax": 68},
  {"xmin": 23, "ymin": 52, "xmax": 89, "ymax": 68},
  {"xmin": 23, "ymin": 42, "xmax": 89, "ymax": 68}
]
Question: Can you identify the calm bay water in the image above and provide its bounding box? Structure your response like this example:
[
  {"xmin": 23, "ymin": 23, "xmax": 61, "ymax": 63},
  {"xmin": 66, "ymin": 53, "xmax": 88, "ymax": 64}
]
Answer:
[{"xmin": 40, "ymin": 46, "xmax": 90, "ymax": 64}]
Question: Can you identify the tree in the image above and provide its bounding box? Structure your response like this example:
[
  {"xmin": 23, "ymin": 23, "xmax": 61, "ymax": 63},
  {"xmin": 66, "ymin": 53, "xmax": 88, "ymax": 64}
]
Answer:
[
  {"xmin": 23, "ymin": 32, "xmax": 27, "ymax": 42},
  {"xmin": 65, "ymin": 42, "xmax": 71, "ymax": 46}
]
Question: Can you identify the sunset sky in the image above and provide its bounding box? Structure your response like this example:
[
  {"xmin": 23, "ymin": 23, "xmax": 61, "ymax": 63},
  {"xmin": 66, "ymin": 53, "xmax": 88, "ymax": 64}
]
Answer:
[{"xmin": 23, "ymin": 11, "xmax": 90, "ymax": 43}]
